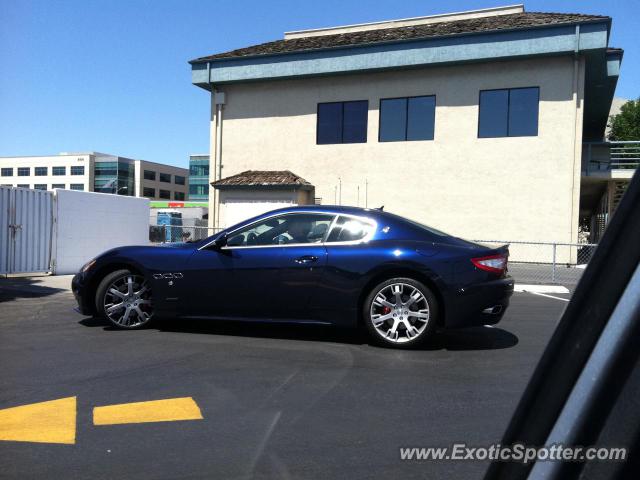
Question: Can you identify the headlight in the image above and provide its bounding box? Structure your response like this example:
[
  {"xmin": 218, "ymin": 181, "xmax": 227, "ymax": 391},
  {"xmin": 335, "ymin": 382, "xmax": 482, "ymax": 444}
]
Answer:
[{"xmin": 81, "ymin": 259, "xmax": 96, "ymax": 273}]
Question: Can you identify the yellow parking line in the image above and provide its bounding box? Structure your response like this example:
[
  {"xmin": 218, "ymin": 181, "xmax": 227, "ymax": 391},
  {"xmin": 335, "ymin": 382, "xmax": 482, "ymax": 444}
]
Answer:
[
  {"xmin": 93, "ymin": 397, "xmax": 203, "ymax": 425},
  {"xmin": 0, "ymin": 397, "xmax": 76, "ymax": 444}
]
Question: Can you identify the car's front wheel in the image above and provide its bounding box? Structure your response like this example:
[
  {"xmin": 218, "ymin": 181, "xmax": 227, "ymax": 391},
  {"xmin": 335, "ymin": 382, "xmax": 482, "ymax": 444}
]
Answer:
[
  {"xmin": 95, "ymin": 269, "xmax": 154, "ymax": 329},
  {"xmin": 364, "ymin": 277, "xmax": 437, "ymax": 348}
]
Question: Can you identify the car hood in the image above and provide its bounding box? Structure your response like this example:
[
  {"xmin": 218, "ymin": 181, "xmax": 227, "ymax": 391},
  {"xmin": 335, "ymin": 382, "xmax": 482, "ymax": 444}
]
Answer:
[
  {"xmin": 156, "ymin": 242, "xmax": 198, "ymax": 249},
  {"xmin": 96, "ymin": 243, "xmax": 195, "ymax": 259}
]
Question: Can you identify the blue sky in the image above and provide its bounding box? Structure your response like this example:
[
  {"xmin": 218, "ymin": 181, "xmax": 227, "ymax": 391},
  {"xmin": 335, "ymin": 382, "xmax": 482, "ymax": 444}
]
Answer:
[{"xmin": 0, "ymin": 0, "xmax": 637, "ymax": 167}]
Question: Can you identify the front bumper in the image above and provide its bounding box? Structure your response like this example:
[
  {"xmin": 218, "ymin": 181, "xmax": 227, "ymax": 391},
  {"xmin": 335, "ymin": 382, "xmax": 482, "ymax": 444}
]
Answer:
[
  {"xmin": 71, "ymin": 272, "xmax": 94, "ymax": 316},
  {"xmin": 443, "ymin": 276, "xmax": 514, "ymax": 328}
]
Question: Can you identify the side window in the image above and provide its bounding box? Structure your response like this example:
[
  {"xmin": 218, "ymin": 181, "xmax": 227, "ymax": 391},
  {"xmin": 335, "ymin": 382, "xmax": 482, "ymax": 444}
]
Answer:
[
  {"xmin": 379, "ymin": 95, "xmax": 435, "ymax": 142},
  {"xmin": 478, "ymin": 87, "xmax": 539, "ymax": 138},
  {"xmin": 227, "ymin": 214, "xmax": 335, "ymax": 247},
  {"xmin": 326, "ymin": 216, "xmax": 375, "ymax": 243},
  {"xmin": 317, "ymin": 100, "xmax": 368, "ymax": 144}
]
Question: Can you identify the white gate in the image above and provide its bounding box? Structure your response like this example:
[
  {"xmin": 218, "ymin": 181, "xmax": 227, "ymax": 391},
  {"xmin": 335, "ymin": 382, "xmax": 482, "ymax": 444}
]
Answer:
[{"xmin": 0, "ymin": 186, "xmax": 54, "ymax": 274}]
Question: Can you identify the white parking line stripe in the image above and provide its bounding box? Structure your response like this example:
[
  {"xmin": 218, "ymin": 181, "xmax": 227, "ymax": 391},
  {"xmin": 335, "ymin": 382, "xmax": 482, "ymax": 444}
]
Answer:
[
  {"xmin": 514, "ymin": 284, "xmax": 570, "ymax": 294},
  {"xmin": 529, "ymin": 292, "xmax": 570, "ymax": 302}
]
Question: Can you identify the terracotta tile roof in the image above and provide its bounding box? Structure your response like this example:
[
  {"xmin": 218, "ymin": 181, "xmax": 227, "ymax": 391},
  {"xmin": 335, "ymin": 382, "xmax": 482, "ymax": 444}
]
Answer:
[
  {"xmin": 191, "ymin": 12, "xmax": 609, "ymax": 63},
  {"xmin": 212, "ymin": 170, "xmax": 312, "ymax": 188}
]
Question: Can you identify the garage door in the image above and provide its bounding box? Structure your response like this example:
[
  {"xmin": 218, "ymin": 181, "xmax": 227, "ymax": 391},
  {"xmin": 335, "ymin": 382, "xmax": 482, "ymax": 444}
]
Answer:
[{"xmin": 224, "ymin": 200, "xmax": 294, "ymax": 228}]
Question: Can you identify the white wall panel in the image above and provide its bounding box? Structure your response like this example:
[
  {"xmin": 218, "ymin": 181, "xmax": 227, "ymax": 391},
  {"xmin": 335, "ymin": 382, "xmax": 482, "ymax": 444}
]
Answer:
[{"xmin": 53, "ymin": 190, "xmax": 149, "ymax": 275}]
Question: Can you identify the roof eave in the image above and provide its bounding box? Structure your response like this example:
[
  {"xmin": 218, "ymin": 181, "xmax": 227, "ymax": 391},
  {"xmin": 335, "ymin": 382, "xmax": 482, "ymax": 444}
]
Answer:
[
  {"xmin": 191, "ymin": 18, "xmax": 611, "ymax": 87},
  {"xmin": 211, "ymin": 183, "xmax": 313, "ymax": 190},
  {"xmin": 189, "ymin": 17, "xmax": 610, "ymax": 65}
]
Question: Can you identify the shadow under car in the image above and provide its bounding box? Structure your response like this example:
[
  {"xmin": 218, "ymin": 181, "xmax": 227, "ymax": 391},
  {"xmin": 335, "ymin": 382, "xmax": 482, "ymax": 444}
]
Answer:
[{"xmin": 78, "ymin": 316, "xmax": 518, "ymax": 351}]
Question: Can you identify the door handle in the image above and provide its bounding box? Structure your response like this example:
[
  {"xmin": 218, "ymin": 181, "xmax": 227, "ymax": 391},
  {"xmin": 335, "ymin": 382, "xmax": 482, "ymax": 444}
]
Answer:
[{"xmin": 295, "ymin": 255, "xmax": 318, "ymax": 264}]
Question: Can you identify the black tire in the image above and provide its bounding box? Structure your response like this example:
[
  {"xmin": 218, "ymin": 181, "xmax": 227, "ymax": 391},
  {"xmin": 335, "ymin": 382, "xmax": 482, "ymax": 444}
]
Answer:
[
  {"xmin": 363, "ymin": 277, "xmax": 438, "ymax": 349},
  {"xmin": 95, "ymin": 269, "xmax": 154, "ymax": 329}
]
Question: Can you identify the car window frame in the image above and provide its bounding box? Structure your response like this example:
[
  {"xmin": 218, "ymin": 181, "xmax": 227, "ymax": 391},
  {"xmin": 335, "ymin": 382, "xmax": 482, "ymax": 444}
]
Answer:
[
  {"xmin": 199, "ymin": 211, "xmax": 378, "ymax": 250},
  {"xmin": 222, "ymin": 212, "xmax": 337, "ymax": 249}
]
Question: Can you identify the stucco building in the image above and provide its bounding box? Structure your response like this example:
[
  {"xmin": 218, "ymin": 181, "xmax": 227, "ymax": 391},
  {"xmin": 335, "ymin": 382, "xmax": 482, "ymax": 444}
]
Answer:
[{"xmin": 189, "ymin": 4, "xmax": 624, "ymax": 250}]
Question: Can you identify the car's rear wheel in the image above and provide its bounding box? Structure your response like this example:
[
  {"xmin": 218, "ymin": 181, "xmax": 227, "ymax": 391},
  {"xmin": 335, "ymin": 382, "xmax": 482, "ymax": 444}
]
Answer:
[
  {"xmin": 364, "ymin": 277, "xmax": 437, "ymax": 348},
  {"xmin": 95, "ymin": 269, "xmax": 154, "ymax": 329}
]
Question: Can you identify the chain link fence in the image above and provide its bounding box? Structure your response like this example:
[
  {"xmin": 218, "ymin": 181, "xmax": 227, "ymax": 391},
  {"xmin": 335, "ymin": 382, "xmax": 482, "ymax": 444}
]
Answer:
[
  {"xmin": 474, "ymin": 240, "xmax": 598, "ymax": 285},
  {"xmin": 149, "ymin": 224, "xmax": 223, "ymax": 244}
]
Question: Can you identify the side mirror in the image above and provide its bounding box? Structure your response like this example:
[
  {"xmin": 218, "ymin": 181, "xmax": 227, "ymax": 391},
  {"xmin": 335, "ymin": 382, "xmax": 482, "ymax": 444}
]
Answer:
[{"xmin": 212, "ymin": 234, "xmax": 228, "ymax": 249}]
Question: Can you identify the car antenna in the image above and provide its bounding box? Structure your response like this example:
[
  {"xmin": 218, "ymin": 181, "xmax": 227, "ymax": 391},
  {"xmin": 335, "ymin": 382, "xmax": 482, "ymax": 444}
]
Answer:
[{"xmin": 375, "ymin": 205, "xmax": 384, "ymax": 211}]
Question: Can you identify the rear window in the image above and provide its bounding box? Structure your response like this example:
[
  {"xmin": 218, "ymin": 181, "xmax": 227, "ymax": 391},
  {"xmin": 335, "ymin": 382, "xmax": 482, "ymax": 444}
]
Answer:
[{"xmin": 326, "ymin": 216, "xmax": 375, "ymax": 242}]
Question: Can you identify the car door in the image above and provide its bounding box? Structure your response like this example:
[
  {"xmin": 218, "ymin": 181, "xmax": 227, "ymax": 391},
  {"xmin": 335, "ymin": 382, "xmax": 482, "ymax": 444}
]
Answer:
[
  {"xmin": 190, "ymin": 212, "xmax": 335, "ymax": 320},
  {"xmin": 312, "ymin": 214, "xmax": 378, "ymax": 324}
]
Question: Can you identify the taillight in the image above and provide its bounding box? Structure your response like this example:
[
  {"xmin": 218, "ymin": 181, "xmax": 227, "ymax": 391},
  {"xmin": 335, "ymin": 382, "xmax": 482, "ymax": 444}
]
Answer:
[{"xmin": 471, "ymin": 253, "xmax": 508, "ymax": 274}]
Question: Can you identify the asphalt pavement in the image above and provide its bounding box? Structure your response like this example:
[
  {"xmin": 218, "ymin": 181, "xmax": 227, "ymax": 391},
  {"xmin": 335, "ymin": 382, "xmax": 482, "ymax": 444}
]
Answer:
[{"xmin": 0, "ymin": 276, "xmax": 567, "ymax": 479}]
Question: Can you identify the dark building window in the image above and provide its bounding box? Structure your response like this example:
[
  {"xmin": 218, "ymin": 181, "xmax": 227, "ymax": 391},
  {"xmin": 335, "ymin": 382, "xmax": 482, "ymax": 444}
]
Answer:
[
  {"xmin": 143, "ymin": 187, "xmax": 155, "ymax": 198},
  {"xmin": 94, "ymin": 162, "xmax": 118, "ymax": 177},
  {"xmin": 478, "ymin": 87, "xmax": 539, "ymax": 138},
  {"xmin": 33, "ymin": 184, "xmax": 47, "ymax": 190},
  {"xmin": 70, "ymin": 166, "xmax": 84, "ymax": 175},
  {"xmin": 189, "ymin": 184, "xmax": 208, "ymax": 196},
  {"xmin": 1, "ymin": 168, "xmax": 13, "ymax": 176},
  {"xmin": 18, "ymin": 167, "xmax": 30, "ymax": 176},
  {"xmin": 317, "ymin": 100, "xmax": 368, "ymax": 144},
  {"xmin": 317, "ymin": 103, "xmax": 342, "ymax": 144},
  {"xmin": 174, "ymin": 175, "xmax": 185, "ymax": 185},
  {"xmin": 379, "ymin": 95, "xmax": 436, "ymax": 142},
  {"xmin": 70, "ymin": 184, "xmax": 84, "ymax": 191},
  {"xmin": 51, "ymin": 184, "xmax": 65, "ymax": 189},
  {"xmin": 159, "ymin": 172, "xmax": 171, "ymax": 183},
  {"xmin": 189, "ymin": 162, "xmax": 209, "ymax": 176},
  {"xmin": 144, "ymin": 170, "xmax": 156, "ymax": 181},
  {"xmin": 52, "ymin": 166, "xmax": 66, "ymax": 176},
  {"xmin": 159, "ymin": 189, "xmax": 170, "ymax": 199},
  {"xmin": 17, "ymin": 184, "xmax": 29, "ymax": 188},
  {"xmin": 379, "ymin": 99, "xmax": 405, "ymax": 142},
  {"xmin": 174, "ymin": 191, "xmax": 185, "ymax": 200},
  {"xmin": 35, "ymin": 167, "xmax": 48, "ymax": 176},
  {"xmin": 93, "ymin": 161, "xmax": 134, "ymax": 196}
]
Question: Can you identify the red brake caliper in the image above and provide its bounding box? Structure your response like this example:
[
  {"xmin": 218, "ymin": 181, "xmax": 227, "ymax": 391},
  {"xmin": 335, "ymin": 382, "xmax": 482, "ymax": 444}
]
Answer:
[{"xmin": 382, "ymin": 306, "xmax": 391, "ymax": 315}]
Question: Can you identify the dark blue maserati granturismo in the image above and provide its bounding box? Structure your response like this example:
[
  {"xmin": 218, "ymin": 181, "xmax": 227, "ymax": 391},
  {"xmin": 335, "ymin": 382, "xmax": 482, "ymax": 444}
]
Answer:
[{"xmin": 72, "ymin": 205, "xmax": 513, "ymax": 348}]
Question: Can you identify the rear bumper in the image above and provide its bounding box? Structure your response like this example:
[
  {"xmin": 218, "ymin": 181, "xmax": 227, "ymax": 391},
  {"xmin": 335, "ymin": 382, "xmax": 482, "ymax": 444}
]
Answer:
[{"xmin": 443, "ymin": 276, "xmax": 514, "ymax": 328}]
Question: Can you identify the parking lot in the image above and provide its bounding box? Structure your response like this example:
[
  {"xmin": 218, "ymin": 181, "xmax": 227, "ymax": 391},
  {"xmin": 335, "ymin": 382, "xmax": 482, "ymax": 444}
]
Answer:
[{"xmin": 0, "ymin": 276, "xmax": 569, "ymax": 479}]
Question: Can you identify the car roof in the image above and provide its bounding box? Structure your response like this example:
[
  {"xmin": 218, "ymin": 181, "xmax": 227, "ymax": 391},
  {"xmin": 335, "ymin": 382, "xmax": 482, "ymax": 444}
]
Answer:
[
  {"xmin": 205, "ymin": 203, "xmax": 461, "ymax": 247},
  {"xmin": 264, "ymin": 204, "xmax": 383, "ymax": 217}
]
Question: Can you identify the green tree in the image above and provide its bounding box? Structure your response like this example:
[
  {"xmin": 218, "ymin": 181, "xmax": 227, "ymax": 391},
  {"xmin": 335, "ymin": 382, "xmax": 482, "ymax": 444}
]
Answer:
[{"xmin": 608, "ymin": 98, "xmax": 640, "ymax": 140}]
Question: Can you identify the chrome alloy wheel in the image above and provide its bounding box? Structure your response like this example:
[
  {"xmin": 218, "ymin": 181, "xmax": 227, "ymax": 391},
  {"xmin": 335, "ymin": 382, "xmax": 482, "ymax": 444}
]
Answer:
[
  {"xmin": 103, "ymin": 274, "xmax": 153, "ymax": 328},
  {"xmin": 369, "ymin": 282, "xmax": 430, "ymax": 344}
]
